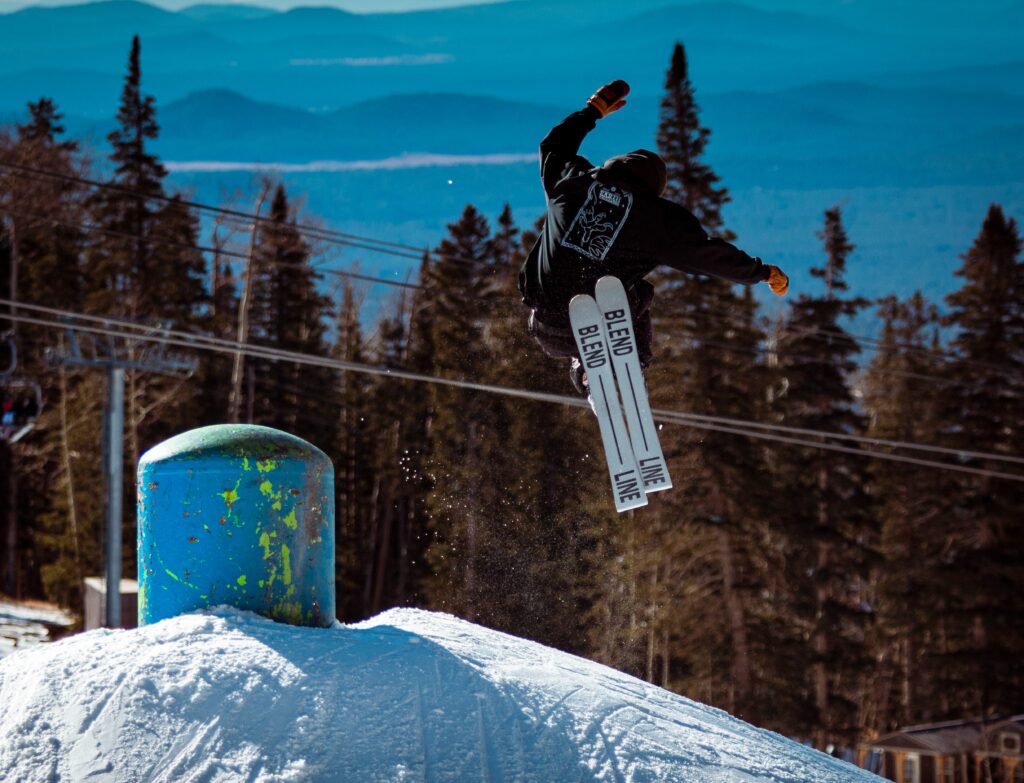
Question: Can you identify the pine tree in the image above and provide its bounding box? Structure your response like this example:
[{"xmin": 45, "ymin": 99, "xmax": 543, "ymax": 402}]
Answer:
[
  {"xmin": 930, "ymin": 204, "xmax": 1024, "ymax": 718},
  {"xmin": 194, "ymin": 234, "xmax": 238, "ymax": 427},
  {"xmin": 0, "ymin": 97, "xmax": 89, "ymax": 601},
  {"xmin": 132, "ymin": 195, "xmax": 210, "ymax": 449},
  {"xmin": 35, "ymin": 367, "xmax": 107, "ymax": 607},
  {"xmin": 17, "ymin": 97, "xmax": 72, "ymax": 144},
  {"xmin": 331, "ymin": 279, "xmax": 379, "ymax": 619},
  {"xmin": 246, "ymin": 183, "xmax": 335, "ymax": 451},
  {"xmin": 146, "ymin": 197, "xmax": 207, "ymax": 325},
  {"xmin": 774, "ymin": 206, "xmax": 873, "ymax": 748},
  {"xmin": 333, "ymin": 258, "xmax": 438, "ymax": 624},
  {"xmin": 0, "ymin": 97, "xmax": 84, "ymax": 323},
  {"xmin": 4, "ymin": 98, "xmax": 84, "ymax": 309},
  {"xmin": 861, "ymin": 293, "xmax": 949, "ymax": 732},
  {"xmin": 657, "ymin": 41, "xmax": 731, "ymax": 234},
  {"xmin": 85, "ymin": 35, "xmax": 168, "ymax": 319},
  {"xmin": 392, "ymin": 250, "xmax": 440, "ymax": 609},
  {"xmin": 420, "ymin": 204, "xmax": 495, "ymax": 620}
]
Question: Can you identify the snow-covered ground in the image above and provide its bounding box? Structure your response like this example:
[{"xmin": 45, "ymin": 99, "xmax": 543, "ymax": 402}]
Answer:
[
  {"xmin": 0, "ymin": 598, "xmax": 74, "ymax": 660},
  {"xmin": 0, "ymin": 607, "xmax": 882, "ymax": 782}
]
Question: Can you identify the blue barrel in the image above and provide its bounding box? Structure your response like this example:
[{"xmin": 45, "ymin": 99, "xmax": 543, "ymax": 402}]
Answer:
[{"xmin": 137, "ymin": 424, "xmax": 335, "ymax": 627}]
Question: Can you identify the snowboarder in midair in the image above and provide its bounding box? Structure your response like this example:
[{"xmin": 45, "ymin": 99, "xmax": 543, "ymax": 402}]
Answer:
[{"xmin": 518, "ymin": 80, "xmax": 790, "ymax": 392}]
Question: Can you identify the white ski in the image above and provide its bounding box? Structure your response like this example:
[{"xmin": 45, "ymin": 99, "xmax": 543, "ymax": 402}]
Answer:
[
  {"xmin": 569, "ymin": 294, "xmax": 648, "ymax": 513},
  {"xmin": 594, "ymin": 276, "xmax": 672, "ymax": 493}
]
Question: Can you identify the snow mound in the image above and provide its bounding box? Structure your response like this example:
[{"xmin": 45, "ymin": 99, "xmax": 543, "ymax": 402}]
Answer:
[{"xmin": 0, "ymin": 607, "xmax": 881, "ymax": 782}]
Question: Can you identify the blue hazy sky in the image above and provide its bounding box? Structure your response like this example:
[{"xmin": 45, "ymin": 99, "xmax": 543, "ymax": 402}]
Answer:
[
  {"xmin": 0, "ymin": 0, "xmax": 507, "ymax": 11},
  {"xmin": 0, "ymin": 0, "xmax": 1011, "ymax": 20}
]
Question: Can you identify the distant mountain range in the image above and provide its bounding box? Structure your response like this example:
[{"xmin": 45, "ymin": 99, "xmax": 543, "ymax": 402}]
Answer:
[
  {"xmin": 0, "ymin": 0, "xmax": 1022, "ymax": 120},
  {"xmin": 42, "ymin": 82, "xmax": 1021, "ymax": 191},
  {"xmin": 0, "ymin": 0, "xmax": 1022, "ymax": 308},
  {"xmin": 153, "ymin": 91, "xmax": 558, "ymax": 161}
]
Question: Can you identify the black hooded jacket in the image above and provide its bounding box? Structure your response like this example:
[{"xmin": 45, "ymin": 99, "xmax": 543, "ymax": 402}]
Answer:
[{"xmin": 518, "ymin": 106, "xmax": 770, "ymax": 326}]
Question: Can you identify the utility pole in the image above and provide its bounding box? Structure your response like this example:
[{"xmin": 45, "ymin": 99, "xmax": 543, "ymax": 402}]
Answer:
[
  {"xmin": 50, "ymin": 325, "xmax": 196, "ymax": 627},
  {"xmin": 105, "ymin": 366, "xmax": 124, "ymax": 624}
]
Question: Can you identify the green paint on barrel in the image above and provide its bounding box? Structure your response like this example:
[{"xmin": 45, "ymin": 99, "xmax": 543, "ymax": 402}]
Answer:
[
  {"xmin": 221, "ymin": 484, "xmax": 240, "ymax": 507},
  {"xmin": 281, "ymin": 544, "xmax": 292, "ymax": 586},
  {"xmin": 137, "ymin": 424, "xmax": 336, "ymax": 627}
]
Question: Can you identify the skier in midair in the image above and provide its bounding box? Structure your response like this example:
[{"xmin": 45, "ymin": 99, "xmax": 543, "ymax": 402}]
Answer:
[{"xmin": 518, "ymin": 79, "xmax": 790, "ymax": 393}]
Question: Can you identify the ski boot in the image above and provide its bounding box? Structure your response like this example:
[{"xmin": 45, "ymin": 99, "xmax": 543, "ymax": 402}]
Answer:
[{"xmin": 569, "ymin": 357, "xmax": 589, "ymax": 396}]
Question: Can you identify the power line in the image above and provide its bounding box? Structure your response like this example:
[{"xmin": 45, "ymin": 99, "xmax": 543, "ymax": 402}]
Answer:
[
  {"xmin": 0, "ymin": 160, "xmax": 477, "ymax": 265},
  {"xmin": 2, "ymin": 205, "xmax": 424, "ymax": 293},
  {"xmin": 6, "ymin": 297, "xmax": 1020, "ymax": 465},
  {"xmin": 683, "ymin": 295, "xmax": 1010, "ymax": 379},
  {"xmin": 3, "ymin": 300, "xmax": 1023, "ymax": 483},
  {"xmin": 653, "ymin": 407, "xmax": 1024, "ymax": 470},
  {"xmin": 4, "ymin": 203, "xmax": 1007, "ymax": 395},
  {"xmin": 667, "ymin": 332, "xmax": 973, "ymax": 392},
  {"xmin": 780, "ymin": 320, "xmax": 1011, "ymax": 376}
]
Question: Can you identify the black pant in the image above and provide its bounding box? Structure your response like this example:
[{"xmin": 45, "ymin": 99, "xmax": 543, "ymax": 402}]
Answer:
[{"xmin": 528, "ymin": 279, "xmax": 654, "ymax": 368}]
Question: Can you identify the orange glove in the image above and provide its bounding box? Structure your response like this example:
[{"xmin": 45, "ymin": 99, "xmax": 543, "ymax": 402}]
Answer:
[
  {"xmin": 587, "ymin": 80, "xmax": 629, "ymax": 117},
  {"xmin": 765, "ymin": 265, "xmax": 789, "ymax": 296}
]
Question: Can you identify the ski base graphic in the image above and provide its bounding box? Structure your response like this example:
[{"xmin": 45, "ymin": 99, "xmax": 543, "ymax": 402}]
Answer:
[
  {"xmin": 594, "ymin": 276, "xmax": 672, "ymax": 493},
  {"xmin": 569, "ymin": 294, "xmax": 648, "ymax": 513}
]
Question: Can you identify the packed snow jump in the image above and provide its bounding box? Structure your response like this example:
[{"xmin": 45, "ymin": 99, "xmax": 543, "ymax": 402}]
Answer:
[{"xmin": 518, "ymin": 79, "xmax": 791, "ymax": 510}]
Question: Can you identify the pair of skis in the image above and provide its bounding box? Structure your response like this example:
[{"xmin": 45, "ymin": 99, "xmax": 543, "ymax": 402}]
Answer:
[{"xmin": 570, "ymin": 276, "xmax": 672, "ymax": 513}]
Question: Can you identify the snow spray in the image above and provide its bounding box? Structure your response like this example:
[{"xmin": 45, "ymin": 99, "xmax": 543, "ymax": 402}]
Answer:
[{"xmin": 137, "ymin": 424, "xmax": 335, "ymax": 627}]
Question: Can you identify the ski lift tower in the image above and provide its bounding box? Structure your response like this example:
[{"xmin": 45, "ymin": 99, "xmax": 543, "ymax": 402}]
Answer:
[{"xmin": 48, "ymin": 323, "xmax": 197, "ymax": 628}]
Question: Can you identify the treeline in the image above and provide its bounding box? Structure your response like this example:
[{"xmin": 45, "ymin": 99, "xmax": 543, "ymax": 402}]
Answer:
[{"xmin": 1, "ymin": 37, "xmax": 1022, "ymax": 751}]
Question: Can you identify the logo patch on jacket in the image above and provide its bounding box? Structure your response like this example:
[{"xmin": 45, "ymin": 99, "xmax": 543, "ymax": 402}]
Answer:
[{"xmin": 560, "ymin": 182, "xmax": 633, "ymax": 262}]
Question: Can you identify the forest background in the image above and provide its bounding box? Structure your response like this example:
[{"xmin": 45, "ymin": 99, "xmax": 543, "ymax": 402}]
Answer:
[{"xmin": 1, "ymin": 0, "xmax": 1023, "ymax": 756}]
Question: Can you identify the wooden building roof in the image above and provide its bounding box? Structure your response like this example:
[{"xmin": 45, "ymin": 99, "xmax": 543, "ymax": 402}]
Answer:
[{"xmin": 865, "ymin": 716, "xmax": 1024, "ymax": 755}]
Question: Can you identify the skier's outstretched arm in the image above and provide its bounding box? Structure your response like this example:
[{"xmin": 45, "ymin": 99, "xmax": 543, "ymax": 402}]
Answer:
[
  {"xmin": 665, "ymin": 206, "xmax": 789, "ymax": 294},
  {"xmin": 540, "ymin": 80, "xmax": 630, "ymax": 196}
]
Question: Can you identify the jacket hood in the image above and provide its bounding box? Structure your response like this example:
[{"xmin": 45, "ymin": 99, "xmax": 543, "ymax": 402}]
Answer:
[{"xmin": 601, "ymin": 149, "xmax": 667, "ymax": 196}]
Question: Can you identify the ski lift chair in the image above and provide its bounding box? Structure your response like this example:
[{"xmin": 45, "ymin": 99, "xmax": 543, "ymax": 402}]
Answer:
[{"xmin": 1, "ymin": 332, "xmax": 44, "ymax": 444}]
